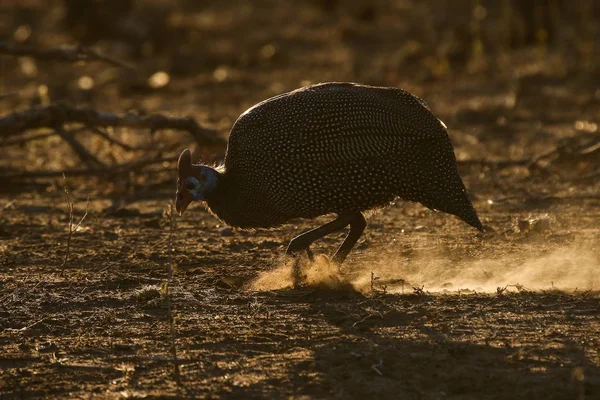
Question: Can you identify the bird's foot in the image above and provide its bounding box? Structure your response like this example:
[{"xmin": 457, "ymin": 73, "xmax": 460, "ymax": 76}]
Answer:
[
  {"xmin": 291, "ymin": 256, "xmax": 308, "ymax": 289},
  {"xmin": 285, "ymin": 240, "xmax": 312, "ymax": 257}
]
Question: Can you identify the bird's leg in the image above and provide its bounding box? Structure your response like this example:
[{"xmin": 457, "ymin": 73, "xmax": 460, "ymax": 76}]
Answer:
[
  {"xmin": 331, "ymin": 212, "xmax": 366, "ymax": 264},
  {"xmin": 286, "ymin": 214, "xmax": 354, "ymax": 257},
  {"xmin": 286, "ymin": 214, "xmax": 355, "ymax": 288},
  {"xmin": 305, "ymin": 248, "xmax": 315, "ymax": 262},
  {"xmin": 290, "ymin": 257, "xmax": 305, "ymax": 289}
]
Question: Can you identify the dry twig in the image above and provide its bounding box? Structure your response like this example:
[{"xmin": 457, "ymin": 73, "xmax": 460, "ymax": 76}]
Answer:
[
  {"xmin": 413, "ymin": 285, "xmax": 425, "ymax": 295},
  {"xmin": 528, "ymin": 135, "xmax": 600, "ymax": 172},
  {"xmin": 352, "ymin": 310, "xmax": 384, "ymax": 328},
  {"xmin": 5, "ymin": 317, "xmax": 48, "ymax": 333},
  {"xmin": 164, "ymin": 202, "xmax": 182, "ymax": 386},
  {"xmin": 0, "ymin": 41, "xmax": 135, "ymax": 69},
  {"xmin": 371, "ymin": 359, "xmax": 383, "ymax": 376},
  {"xmin": 497, "ymin": 283, "xmax": 528, "ymax": 296},
  {"xmin": 61, "ymin": 174, "xmax": 90, "ymax": 274},
  {"xmin": 457, "ymin": 158, "xmax": 530, "ymax": 168},
  {"xmin": 56, "ymin": 126, "xmax": 107, "ymax": 170}
]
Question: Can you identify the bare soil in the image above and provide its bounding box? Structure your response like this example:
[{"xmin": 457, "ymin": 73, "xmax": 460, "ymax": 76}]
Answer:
[{"xmin": 0, "ymin": 1, "xmax": 599, "ymax": 399}]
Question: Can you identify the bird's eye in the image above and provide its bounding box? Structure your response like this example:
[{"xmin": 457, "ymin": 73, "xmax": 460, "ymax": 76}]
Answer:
[{"xmin": 185, "ymin": 180, "xmax": 196, "ymax": 190}]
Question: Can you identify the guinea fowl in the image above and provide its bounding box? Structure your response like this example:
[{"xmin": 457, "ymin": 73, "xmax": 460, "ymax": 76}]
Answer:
[{"xmin": 176, "ymin": 82, "xmax": 483, "ymax": 265}]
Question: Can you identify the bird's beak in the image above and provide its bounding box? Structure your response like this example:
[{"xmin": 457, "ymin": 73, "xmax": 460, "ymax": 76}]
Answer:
[{"xmin": 175, "ymin": 192, "xmax": 192, "ymax": 216}]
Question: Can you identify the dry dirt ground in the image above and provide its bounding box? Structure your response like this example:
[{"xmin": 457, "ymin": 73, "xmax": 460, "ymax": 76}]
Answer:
[{"xmin": 1, "ymin": 1, "xmax": 599, "ymax": 399}]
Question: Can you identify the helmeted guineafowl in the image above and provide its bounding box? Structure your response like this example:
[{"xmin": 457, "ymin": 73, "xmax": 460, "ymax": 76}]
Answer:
[{"xmin": 176, "ymin": 82, "xmax": 483, "ymax": 264}]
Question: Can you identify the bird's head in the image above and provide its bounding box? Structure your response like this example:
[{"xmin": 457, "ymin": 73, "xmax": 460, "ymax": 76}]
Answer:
[{"xmin": 175, "ymin": 149, "xmax": 219, "ymax": 215}]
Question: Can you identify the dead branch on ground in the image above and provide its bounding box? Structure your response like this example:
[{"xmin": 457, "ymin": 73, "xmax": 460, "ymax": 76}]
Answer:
[
  {"xmin": 457, "ymin": 158, "xmax": 530, "ymax": 168},
  {"xmin": 0, "ymin": 103, "xmax": 225, "ymax": 181},
  {"xmin": 0, "ymin": 131, "xmax": 57, "ymax": 147},
  {"xmin": 0, "ymin": 92, "xmax": 19, "ymax": 100},
  {"xmin": 0, "ymin": 41, "xmax": 135, "ymax": 70},
  {"xmin": 1, "ymin": 155, "xmax": 179, "ymax": 180},
  {"xmin": 57, "ymin": 126, "xmax": 107, "ymax": 170},
  {"xmin": 458, "ymin": 134, "xmax": 599, "ymax": 180},
  {"xmin": 0, "ymin": 103, "xmax": 224, "ymax": 147},
  {"xmin": 528, "ymin": 134, "xmax": 600, "ymax": 171},
  {"xmin": 86, "ymin": 126, "xmax": 156, "ymax": 151}
]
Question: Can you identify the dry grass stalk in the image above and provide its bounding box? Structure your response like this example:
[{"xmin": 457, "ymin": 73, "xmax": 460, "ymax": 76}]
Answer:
[
  {"xmin": 164, "ymin": 201, "xmax": 182, "ymax": 386},
  {"xmin": 61, "ymin": 174, "xmax": 89, "ymax": 274}
]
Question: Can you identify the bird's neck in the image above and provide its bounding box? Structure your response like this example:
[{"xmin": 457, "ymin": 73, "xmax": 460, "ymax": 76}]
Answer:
[
  {"xmin": 205, "ymin": 170, "xmax": 276, "ymax": 229},
  {"xmin": 204, "ymin": 172, "xmax": 242, "ymax": 227}
]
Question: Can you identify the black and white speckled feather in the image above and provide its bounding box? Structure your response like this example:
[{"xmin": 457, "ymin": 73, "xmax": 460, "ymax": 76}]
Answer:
[{"xmin": 200, "ymin": 82, "xmax": 482, "ymax": 231}]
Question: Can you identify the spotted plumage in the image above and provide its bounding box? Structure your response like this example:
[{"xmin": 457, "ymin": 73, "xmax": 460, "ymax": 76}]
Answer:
[{"xmin": 176, "ymin": 82, "xmax": 483, "ymax": 264}]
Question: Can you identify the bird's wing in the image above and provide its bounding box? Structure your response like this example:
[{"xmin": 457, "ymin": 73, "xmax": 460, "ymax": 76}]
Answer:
[{"xmin": 224, "ymin": 84, "xmax": 449, "ymax": 170}]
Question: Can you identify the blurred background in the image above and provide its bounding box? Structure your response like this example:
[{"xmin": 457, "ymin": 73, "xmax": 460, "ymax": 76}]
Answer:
[{"xmin": 0, "ymin": 0, "xmax": 598, "ymax": 190}]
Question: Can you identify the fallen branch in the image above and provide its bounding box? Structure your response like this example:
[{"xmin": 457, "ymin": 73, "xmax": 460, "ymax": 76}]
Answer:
[
  {"xmin": 0, "ymin": 103, "xmax": 225, "ymax": 149},
  {"xmin": 457, "ymin": 158, "xmax": 530, "ymax": 168},
  {"xmin": 457, "ymin": 135, "xmax": 600, "ymax": 175},
  {"xmin": 0, "ymin": 92, "xmax": 19, "ymax": 100},
  {"xmin": 0, "ymin": 131, "xmax": 57, "ymax": 147},
  {"xmin": 0, "ymin": 125, "xmax": 172, "ymax": 152},
  {"xmin": 0, "ymin": 41, "xmax": 135, "ymax": 70},
  {"xmin": 87, "ymin": 126, "xmax": 155, "ymax": 151},
  {"xmin": 56, "ymin": 126, "xmax": 107, "ymax": 170},
  {"xmin": 573, "ymin": 170, "xmax": 600, "ymax": 183},
  {"xmin": 0, "ymin": 155, "xmax": 179, "ymax": 180},
  {"xmin": 528, "ymin": 135, "xmax": 600, "ymax": 170}
]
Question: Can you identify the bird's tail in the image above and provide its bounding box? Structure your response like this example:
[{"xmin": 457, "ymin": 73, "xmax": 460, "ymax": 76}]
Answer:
[
  {"xmin": 409, "ymin": 139, "xmax": 484, "ymax": 232},
  {"xmin": 419, "ymin": 182, "xmax": 484, "ymax": 232},
  {"xmin": 454, "ymin": 190, "xmax": 484, "ymax": 232}
]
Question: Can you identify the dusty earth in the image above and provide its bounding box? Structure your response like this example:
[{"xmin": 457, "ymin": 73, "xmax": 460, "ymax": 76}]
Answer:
[{"xmin": 1, "ymin": 1, "xmax": 599, "ymax": 399}]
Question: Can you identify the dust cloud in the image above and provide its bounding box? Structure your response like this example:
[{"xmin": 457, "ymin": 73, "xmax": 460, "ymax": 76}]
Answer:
[
  {"xmin": 250, "ymin": 255, "xmax": 350, "ymax": 291},
  {"xmin": 249, "ymin": 243, "xmax": 599, "ymax": 294},
  {"xmin": 362, "ymin": 243, "xmax": 599, "ymax": 293}
]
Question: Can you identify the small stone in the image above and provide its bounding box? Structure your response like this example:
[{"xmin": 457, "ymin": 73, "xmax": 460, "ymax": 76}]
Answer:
[
  {"xmin": 219, "ymin": 227, "xmax": 234, "ymax": 237},
  {"xmin": 108, "ymin": 207, "xmax": 140, "ymax": 218},
  {"xmin": 532, "ymin": 218, "xmax": 552, "ymax": 233},
  {"xmin": 37, "ymin": 342, "xmax": 59, "ymax": 353},
  {"xmin": 18, "ymin": 343, "xmax": 31, "ymax": 352},
  {"xmin": 104, "ymin": 232, "xmax": 119, "ymax": 241},
  {"xmin": 143, "ymin": 218, "xmax": 162, "ymax": 229},
  {"xmin": 517, "ymin": 219, "xmax": 531, "ymax": 232},
  {"xmin": 217, "ymin": 275, "xmax": 244, "ymax": 289},
  {"xmin": 257, "ymin": 240, "xmax": 280, "ymax": 249}
]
